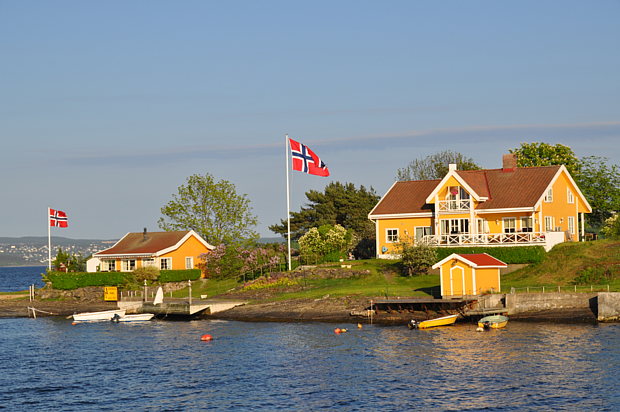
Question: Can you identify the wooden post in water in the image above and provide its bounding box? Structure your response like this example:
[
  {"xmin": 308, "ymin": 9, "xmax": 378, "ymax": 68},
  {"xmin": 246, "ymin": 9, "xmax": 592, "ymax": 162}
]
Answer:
[
  {"xmin": 188, "ymin": 280, "xmax": 192, "ymax": 305},
  {"xmin": 143, "ymin": 280, "xmax": 147, "ymax": 302}
]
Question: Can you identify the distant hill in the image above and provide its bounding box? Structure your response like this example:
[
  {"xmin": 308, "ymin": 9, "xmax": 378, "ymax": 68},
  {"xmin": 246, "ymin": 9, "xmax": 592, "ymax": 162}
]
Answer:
[
  {"xmin": 0, "ymin": 237, "xmax": 118, "ymax": 247},
  {"xmin": 257, "ymin": 237, "xmax": 285, "ymax": 244},
  {"xmin": 0, "ymin": 254, "xmax": 29, "ymax": 267}
]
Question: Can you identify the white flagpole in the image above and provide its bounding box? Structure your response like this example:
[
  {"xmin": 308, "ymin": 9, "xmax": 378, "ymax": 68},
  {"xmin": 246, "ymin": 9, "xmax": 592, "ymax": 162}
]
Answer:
[
  {"xmin": 48, "ymin": 206, "xmax": 51, "ymax": 271},
  {"xmin": 286, "ymin": 134, "xmax": 292, "ymax": 271}
]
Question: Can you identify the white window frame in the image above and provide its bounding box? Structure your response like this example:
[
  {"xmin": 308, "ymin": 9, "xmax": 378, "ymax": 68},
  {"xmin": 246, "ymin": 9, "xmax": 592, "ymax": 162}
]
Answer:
[
  {"xmin": 545, "ymin": 188, "xmax": 553, "ymax": 202},
  {"xmin": 567, "ymin": 188, "xmax": 574, "ymax": 204},
  {"xmin": 121, "ymin": 259, "xmax": 136, "ymax": 272},
  {"xmin": 142, "ymin": 258, "xmax": 156, "ymax": 268},
  {"xmin": 503, "ymin": 218, "xmax": 516, "ymax": 233},
  {"xmin": 476, "ymin": 218, "xmax": 490, "ymax": 234},
  {"xmin": 160, "ymin": 257, "xmax": 172, "ymax": 270},
  {"xmin": 386, "ymin": 228, "xmax": 399, "ymax": 243},
  {"xmin": 520, "ymin": 217, "xmax": 533, "ymax": 232},
  {"xmin": 544, "ymin": 216, "xmax": 553, "ymax": 232},
  {"xmin": 185, "ymin": 257, "xmax": 194, "ymax": 269},
  {"xmin": 104, "ymin": 260, "xmax": 116, "ymax": 271},
  {"xmin": 414, "ymin": 226, "xmax": 432, "ymax": 242},
  {"xmin": 568, "ymin": 216, "xmax": 575, "ymax": 235}
]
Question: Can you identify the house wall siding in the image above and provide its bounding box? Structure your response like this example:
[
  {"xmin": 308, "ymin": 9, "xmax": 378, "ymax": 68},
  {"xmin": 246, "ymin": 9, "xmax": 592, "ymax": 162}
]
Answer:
[{"xmin": 161, "ymin": 235, "xmax": 210, "ymax": 270}]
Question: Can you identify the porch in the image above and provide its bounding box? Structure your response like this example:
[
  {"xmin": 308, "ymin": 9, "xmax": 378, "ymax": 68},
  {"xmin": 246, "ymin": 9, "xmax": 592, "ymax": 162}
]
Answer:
[{"xmin": 420, "ymin": 231, "xmax": 565, "ymax": 251}]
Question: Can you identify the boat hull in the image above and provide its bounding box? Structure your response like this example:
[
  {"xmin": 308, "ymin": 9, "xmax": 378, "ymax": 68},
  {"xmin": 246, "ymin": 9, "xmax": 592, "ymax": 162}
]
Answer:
[
  {"xmin": 115, "ymin": 313, "xmax": 155, "ymax": 322},
  {"xmin": 478, "ymin": 315, "xmax": 508, "ymax": 329},
  {"xmin": 410, "ymin": 314, "xmax": 458, "ymax": 329},
  {"xmin": 72, "ymin": 309, "xmax": 126, "ymax": 322}
]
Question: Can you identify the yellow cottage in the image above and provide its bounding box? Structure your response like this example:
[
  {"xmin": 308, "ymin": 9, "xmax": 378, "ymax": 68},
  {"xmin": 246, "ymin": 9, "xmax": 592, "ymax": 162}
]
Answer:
[
  {"xmin": 368, "ymin": 154, "xmax": 592, "ymax": 257},
  {"xmin": 90, "ymin": 229, "xmax": 214, "ymax": 273},
  {"xmin": 432, "ymin": 253, "xmax": 507, "ymax": 298}
]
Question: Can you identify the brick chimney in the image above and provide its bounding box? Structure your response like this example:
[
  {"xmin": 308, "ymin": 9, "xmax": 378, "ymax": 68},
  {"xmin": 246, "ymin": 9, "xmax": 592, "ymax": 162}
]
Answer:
[
  {"xmin": 502, "ymin": 154, "xmax": 517, "ymax": 172},
  {"xmin": 143, "ymin": 227, "xmax": 148, "ymax": 241}
]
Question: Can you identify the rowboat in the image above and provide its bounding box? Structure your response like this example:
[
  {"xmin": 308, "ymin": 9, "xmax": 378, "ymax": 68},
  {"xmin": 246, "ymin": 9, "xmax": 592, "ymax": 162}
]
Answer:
[
  {"xmin": 112, "ymin": 313, "xmax": 155, "ymax": 322},
  {"xmin": 72, "ymin": 309, "xmax": 126, "ymax": 322},
  {"xmin": 478, "ymin": 315, "xmax": 508, "ymax": 329},
  {"xmin": 408, "ymin": 314, "xmax": 458, "ymax": 330}
]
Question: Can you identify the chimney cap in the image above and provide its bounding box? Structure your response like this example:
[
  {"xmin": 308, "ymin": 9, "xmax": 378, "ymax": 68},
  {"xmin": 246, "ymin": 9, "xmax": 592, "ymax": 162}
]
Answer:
[{"xmin": 449, "ymin": 163, "xmax": 457, "ymax": 172}]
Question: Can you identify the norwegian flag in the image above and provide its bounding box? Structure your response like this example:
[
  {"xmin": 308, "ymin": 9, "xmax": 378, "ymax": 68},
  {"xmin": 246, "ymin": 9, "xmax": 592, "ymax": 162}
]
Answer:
[
  {"xmin": 290, "ymin": 138, "xmax": 329, "ymax": 177},
  {"xmin": 50, "ymin": 209, "xmax": 68, "ymax": 228}
]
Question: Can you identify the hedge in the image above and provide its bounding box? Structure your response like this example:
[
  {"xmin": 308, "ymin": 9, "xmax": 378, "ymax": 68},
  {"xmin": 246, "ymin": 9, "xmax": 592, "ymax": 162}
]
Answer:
[
  {"xmin": 45, "ymin": 271, "xmax": 126, "ymax": 290},
  {"xmin": 158, "ymin": 269, "xmax": 202, "ymax": 283},
  {"xmin": 45, "ymin": 269, "xmax": 202, "ymax": 290},
  {"xmin": 434, "ymin": 246, "xmax": 546, "ymax": 265}
]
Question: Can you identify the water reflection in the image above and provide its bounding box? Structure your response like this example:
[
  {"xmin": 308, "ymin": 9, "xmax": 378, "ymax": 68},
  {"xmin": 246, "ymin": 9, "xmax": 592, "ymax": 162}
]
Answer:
[{"xmin": 1, "ymin": 319, "xmax": 619, "ymax": 411}]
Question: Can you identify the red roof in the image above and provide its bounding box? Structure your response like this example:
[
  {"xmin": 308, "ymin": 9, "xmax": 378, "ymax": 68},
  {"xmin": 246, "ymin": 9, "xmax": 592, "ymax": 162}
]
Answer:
[
  {"xmin": 458, "ymin": 253, "xmax": 506, "ymax": 267},
  {"xmin": 96, "ymin": 231, "xmax": 191, "ymax": 256},
  {"xmin": 370, "ymin": 179, "xmax": 440, "ymax": 215}
]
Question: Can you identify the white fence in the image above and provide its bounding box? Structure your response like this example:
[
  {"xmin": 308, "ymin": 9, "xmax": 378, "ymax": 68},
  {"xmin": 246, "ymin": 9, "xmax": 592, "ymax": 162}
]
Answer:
[{"xmin": 421, "ymin": 232, "xmax": 547, "ymax": 246}]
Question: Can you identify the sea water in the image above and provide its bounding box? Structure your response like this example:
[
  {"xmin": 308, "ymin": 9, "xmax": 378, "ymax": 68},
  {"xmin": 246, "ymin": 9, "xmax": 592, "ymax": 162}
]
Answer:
[
  {"xmin": 2, "ymin": 268, "xmax": 620, "ymax": 411},
  {"xmin": 0, "ymin": 266, "xmax": 46, "ymax": 292}
]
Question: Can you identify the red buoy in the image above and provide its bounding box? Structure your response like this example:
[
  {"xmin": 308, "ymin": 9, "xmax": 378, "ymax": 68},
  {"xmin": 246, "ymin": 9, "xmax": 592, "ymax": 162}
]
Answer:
[
  {"xmin": 201, "ymin": 334, "xmax": 213, "ymax": 341},
  {"xmin": 334, "ymin": 328, "xmax": 341, "ymax": 334}
]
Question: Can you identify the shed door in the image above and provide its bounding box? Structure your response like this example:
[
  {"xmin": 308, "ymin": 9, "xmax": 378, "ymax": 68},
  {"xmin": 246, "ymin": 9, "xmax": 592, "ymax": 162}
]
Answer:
[{"xmin": 450, "ymin": 267, "xmax": 465, "ymax": 296}]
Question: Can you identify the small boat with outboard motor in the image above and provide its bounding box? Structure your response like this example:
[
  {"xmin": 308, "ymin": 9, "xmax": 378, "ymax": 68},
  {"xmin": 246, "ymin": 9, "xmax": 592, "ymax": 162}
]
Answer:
[
  {"xmin": 408, "ymin": 314, "xmax": 458, "ymax": 330},
  {"xmin": 112, "ymin": 313, "xmax": 155, "ymax": 322},
  {"xmin": 478, "ymin": 315, "xmax": 508, "ymax": 329},
  {"xmin": 72, "ymin": 309, "xmax": 126, "ymax": 322}
]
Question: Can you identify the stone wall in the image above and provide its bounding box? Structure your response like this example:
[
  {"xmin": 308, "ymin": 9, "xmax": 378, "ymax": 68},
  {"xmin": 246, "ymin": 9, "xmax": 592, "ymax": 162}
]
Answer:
[
  {"xmin": 596, "ymin": 293, "xmax": 620, "ymax": 321},
  {"xmin": 505, "ymin": 292, "xmax": 598, "ymax": 315}
]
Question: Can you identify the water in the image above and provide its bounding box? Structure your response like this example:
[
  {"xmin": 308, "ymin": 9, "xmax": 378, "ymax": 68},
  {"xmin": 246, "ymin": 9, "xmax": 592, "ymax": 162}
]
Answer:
[
  {"xmin": 1, "ymin": 318, "xmax": 619, "ymax": 411},
  {"xmin": 0, "ymin": 266, "xmax": 46, "ymax": 292}
]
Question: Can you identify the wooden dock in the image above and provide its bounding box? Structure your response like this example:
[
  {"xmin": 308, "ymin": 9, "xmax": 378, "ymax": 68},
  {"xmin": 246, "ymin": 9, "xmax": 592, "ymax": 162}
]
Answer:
[{"xmin": 118, "ymin": 298, "xmax": 247, "ymax": 318}]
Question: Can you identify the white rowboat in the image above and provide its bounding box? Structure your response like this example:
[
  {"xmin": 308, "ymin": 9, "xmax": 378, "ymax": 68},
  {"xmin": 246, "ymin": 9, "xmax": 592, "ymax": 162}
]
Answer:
[
  {"xmin": 113, "ymin": 313, "xmax": 155, "ymax": 322},
  {"xmin": 72, "ymin": 309, "xmax": 126, "ymax": 322}
]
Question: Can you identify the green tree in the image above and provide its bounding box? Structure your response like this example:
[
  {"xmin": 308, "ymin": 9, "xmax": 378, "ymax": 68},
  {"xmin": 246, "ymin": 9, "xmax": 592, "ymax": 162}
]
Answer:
[
  {"xmin": 269, "ymin": 181, "xmax": 379, "ymax": 242},
  {"xmin": 396, "ymin": 150, "xmax": 480, "ymax": 181},
  {"xmin": 509, "ymin": 142, "xmax": 581, "ymax": 177},
  {"xmin": 298, "ymin": 224, "xmax": 354, "ymax": 262},
  {"xmin": 577, "ymin": 156, "xmax": 620, "ymax": 226},
  {"xmin": 601, "ymin": 215, "xmax": 620, "ymax": 239},
  {"xmin": 159, "ymin": 173, "xmax": 259, "ymax": 247}
]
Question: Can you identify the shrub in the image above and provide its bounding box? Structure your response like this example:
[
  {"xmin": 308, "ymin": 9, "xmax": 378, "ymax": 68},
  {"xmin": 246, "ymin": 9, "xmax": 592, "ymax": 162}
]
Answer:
[
  {"xmin": 602, "ymin": 215, "xmax": 620, "ymax": 239},
  {"xmin": 434, "ymin": 246, "xmax": 546, "ymax": 264},
  {"xmin": 158, "ymin": 269, "xmax": 202, "ymax": 283},
  {"xmin": 45, "ymin": 271, "xmax": 125, "ymax": 290},
  {"xmin": 242, "ymin": 275, "xmax": 298, "ymax": 291},
  {"xmin": 396, "ymin": 237, "xmax": 438, "ymax": 276}
]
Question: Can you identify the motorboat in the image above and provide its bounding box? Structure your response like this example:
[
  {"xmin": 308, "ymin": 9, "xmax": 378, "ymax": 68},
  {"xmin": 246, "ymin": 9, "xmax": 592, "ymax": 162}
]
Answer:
[
  {"xmin": 72, "ymin": 309, "xmax": 126, "ymax": 322},
  {"xmin": 112, "ymin": 313, "xmax": 155, "ymax": 322},
  {"xmin": 408, "ymin": 314, "xmax": 458, "ymax": 330},
  {"xmin": 478, "ymin": 315, "xmax": 508, "ymax": 329}
]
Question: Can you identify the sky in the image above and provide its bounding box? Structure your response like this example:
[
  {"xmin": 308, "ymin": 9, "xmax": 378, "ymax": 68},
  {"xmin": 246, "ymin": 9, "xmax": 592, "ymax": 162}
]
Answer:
[{"xmin": 1, "ymin": 1, "xmax": 619, "ymax": 241}]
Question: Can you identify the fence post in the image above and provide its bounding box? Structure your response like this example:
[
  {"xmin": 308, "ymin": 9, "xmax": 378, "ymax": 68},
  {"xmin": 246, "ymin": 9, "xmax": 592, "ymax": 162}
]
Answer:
[
  {"xmin": 543, "ymin": 286, "xmax": 545, "ymax": 293},
  {"xmin": 558, "ymin": 285, "xmax": 560, "ymax": 293},
  {"xmin": 527, "ymin": 287, "xmax": 529, "ymax": 293},
  {"xmin": 591, "ymin": 285, "xmax": 593, "ymax": 292},
  {"xmin": 608, "ymin": 285, "xmax": 610, "ymax": 292}
]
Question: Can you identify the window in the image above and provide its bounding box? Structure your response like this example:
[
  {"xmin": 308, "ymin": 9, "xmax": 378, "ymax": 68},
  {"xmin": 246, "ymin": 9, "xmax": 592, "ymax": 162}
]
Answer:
[
  {"xmin": 121, "ymin": 259, "xmax": 136, "ymax": 272},
  {"xmin": 414, "ymin": 227, "xmax": 432, "ymax": 241},
  {"xmin": 567, "ymin": 188, "xmax": 574, "ymax": 204},
  {"xmin": 503, "ymin": 218, "xmax": 516, "ymax": 233},
  {"xmin": 386, "ymin": 229, "xmax": 399, "ymax": 243},
  {"xmin": 142, "ymin": 258, "xmax": 156, "ymax": 268},
  {"xmin": 459, "ymin": 187, "xmax": 470, "ymax": 200},
  {"xmin": 104, "ymin": 260, "xmax": 116, "ymax": 271},
  {"xmin": 568, "ymin": 216, "xmax": 575, "ymax": 235},
  {"xmin": 545, "ymin": 188, "xmax": 553, "ymax": 202},
  {"xmin": 520, "ymin": 217, "xmax": 533, "ymax": 232},
  {"xmin": 440, "ymin": 219, "xmax": 469, "ymax": 234},
  {"xmin": 544, "ymin": 216, "xmax": 553, "ymax": 231},
  {"xmin": 476, "ymin": 218, "xmax": 490, "ymax": 234},
  {"xmin": 185, "ymin": 257, "xmax": 194, "ymax": 269},
  {"xmin": 160, "ymin": 257, "xmax": 172, "ymax": 270}
]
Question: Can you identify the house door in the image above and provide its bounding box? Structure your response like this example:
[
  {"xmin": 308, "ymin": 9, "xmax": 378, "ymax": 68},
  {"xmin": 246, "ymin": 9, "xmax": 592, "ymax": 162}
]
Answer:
[{"xmin": 450, "ymin": 266, "xmax": 465, "ymax": 296}]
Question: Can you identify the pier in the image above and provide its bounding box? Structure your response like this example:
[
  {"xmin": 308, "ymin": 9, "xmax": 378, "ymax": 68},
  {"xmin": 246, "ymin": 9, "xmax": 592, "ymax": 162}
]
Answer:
[{"xmin": 118, "ymin": 297, "xmax": 247, "ymax": 318}]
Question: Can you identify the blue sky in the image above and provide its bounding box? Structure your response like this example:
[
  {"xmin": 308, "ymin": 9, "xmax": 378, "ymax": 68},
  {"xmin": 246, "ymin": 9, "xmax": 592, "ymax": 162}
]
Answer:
[{"xmin": 1, "ymin": 1, "xmax": 619, "ymax": 240}]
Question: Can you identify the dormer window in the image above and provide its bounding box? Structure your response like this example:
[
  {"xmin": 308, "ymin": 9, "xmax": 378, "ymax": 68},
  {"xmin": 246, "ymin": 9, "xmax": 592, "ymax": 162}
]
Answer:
[{"xmin": 545, "ymin": 188, "xmax": 553, "ymax": 202}]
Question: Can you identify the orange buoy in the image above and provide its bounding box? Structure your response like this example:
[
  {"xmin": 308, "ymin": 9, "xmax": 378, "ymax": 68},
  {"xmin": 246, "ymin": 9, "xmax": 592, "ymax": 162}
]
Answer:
[
  {"xmin": 357, "ymin": 323, "xmax": 363, "ymax": 329},
  {"xmin": 334, "ymin": 328, "xmax": 341, "ymax": 334},
  {"xmin": 201, "ymin": 334, "xmax": 213, "ymax": 341},
  {"xmin": 71, "ymin": 322, "xmax": 77, "ymax": 326}
]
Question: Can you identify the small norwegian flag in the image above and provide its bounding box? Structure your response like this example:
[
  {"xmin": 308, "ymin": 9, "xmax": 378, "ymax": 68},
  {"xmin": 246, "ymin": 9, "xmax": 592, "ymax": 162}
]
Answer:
[
  {"xmin": 50, "ymin": 209, "xmax": 68, "ymax": 228},
  {"xmin": 290, "ymin": 138, "xmax": 329, "ymax": 177}
]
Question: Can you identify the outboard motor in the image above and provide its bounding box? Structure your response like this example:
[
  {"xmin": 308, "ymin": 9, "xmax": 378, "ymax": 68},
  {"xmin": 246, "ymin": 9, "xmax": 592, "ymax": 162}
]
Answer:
[
  {"xmin": 408, "ymin": 319, "xmax": 420, "ymax": 330},
  {"xmin": 483, "ymin": 321, "xmax": 491, "ymax": 330},
  {"xmin": 111, "ymin": 313, "xmax": 121, "ymax": 323}
]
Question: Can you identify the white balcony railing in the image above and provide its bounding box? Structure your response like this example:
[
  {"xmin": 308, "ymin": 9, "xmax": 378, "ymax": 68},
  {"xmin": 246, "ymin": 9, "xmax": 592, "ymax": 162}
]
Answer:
[
  {"xmin": 437, "ymin": 199, "xmax": 471, "ymax": 212},
  {"xmin": 420, "ymin": 232, "xmax": 547, "ymax": 246}
]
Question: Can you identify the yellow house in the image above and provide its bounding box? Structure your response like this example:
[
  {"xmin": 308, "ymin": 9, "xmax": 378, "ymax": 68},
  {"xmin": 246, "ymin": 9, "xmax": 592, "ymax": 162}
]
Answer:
[
  {"xmin": 432, "ymin": 253, "xmax": 507, "ymax": 298},
  {"xmin": 90, "ymin": 229, "xmax": 214, "ymax": 272},
  {"xmin": 369, "ymin": 154, "xmax": 592, "ymax": 257}
]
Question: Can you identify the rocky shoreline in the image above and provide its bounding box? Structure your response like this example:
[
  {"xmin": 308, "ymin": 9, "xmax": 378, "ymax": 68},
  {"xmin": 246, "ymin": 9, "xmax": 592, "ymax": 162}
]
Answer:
[{"xmin": 0, "ymin": 294, "xmax": 599, "ymax": 324}]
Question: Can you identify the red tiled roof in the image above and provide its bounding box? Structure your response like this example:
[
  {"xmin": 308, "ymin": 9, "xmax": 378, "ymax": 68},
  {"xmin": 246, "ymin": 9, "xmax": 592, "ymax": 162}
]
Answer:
[
  {"xmin": 96, "ymin": 231, "xmax": 190, "ymax": 256},
  {"xmin": 458, "ymin": 253, "xmax": 506, "ymax": 267},
  {"xmin": 371, "ymin": 165, "xmax": 561, "ymax": 216},
  {"xmin": 370, "ymin": 179, "xmax": 440, "ymax": 215}
]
